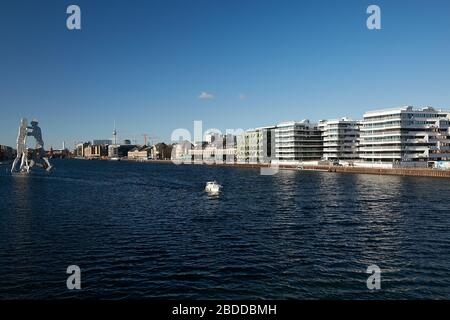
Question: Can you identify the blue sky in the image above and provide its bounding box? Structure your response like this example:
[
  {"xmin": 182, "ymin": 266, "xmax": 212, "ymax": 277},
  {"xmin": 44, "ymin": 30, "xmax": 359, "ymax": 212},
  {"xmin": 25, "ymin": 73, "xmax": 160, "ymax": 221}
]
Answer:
[{"xmin": 1, "ymin": 0, "xmax": 450, "ymax": 148}]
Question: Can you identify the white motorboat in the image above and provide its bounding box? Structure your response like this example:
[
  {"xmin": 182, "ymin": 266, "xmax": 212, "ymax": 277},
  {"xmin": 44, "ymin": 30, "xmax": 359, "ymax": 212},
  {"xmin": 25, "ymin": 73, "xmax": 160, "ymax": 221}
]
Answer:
[{"xmin": 205, "ymin": 181, "xmax": 222, "ymax": 194}]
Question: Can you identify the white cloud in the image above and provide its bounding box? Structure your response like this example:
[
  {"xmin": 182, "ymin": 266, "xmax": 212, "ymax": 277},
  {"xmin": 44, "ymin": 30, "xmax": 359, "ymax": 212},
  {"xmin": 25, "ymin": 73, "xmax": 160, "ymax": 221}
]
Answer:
[{"xmin": 198, "ymin": 91, "xmax": 215, "ymax": 100}]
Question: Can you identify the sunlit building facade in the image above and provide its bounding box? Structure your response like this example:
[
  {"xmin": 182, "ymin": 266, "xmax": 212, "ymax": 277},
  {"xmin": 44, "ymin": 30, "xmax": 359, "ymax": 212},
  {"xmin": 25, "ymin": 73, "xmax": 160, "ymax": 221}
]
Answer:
[
  {"xmin": 236, "ymin": 126, "xmax": 276, "ymax": 164},
  {"xmin": 360, "ymin": 106, "xmax": 450, "ymax": 163},
  {"xmin": 275, "ymin": 120, "xmax": 323, "ymax": 162},
  {"xmin": 318, "ymin": 118, "xmax": 361, "ymax": 161}
]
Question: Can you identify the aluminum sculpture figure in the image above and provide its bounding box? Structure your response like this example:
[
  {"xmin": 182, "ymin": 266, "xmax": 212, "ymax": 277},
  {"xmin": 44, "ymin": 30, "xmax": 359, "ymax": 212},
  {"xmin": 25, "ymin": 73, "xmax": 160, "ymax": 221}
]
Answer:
[
  {"xmin": 11, "ymin": 118, "xmax": 31, "ymax": 173},
  {"xmin": 11, "ymin": 118, "xmax": 53, "ymax": 173}
]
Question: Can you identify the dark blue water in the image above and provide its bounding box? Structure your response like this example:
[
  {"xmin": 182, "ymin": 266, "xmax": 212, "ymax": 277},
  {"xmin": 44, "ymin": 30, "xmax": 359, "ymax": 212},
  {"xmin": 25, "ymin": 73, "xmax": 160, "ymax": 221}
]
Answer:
[{"xmin": 0, "ymin": 159, "xmax": 449, "ymax": 299}]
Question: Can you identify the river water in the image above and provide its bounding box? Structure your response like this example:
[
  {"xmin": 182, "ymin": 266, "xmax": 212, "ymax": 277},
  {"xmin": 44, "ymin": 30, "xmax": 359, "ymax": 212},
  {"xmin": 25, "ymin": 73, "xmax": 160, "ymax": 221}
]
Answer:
[{"xmin": 0, "ymin": 159, "xmax": 449, "ymax": 299}]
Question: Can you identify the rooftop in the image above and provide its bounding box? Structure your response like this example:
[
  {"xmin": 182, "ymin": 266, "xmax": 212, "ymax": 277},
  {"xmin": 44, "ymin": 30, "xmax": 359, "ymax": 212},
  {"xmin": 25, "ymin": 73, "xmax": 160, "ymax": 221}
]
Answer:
[
  {"xmin": 277, "ymin": 119, "xmax": 313, "ymax": 126},
  {"xmin": 364, "ymin": 106, "xmax": 448, "ymax": 116}
]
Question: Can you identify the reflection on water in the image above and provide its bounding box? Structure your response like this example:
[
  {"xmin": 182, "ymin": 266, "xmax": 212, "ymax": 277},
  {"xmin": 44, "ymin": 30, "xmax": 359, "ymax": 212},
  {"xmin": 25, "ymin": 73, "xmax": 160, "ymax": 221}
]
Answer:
[
  {"xmin": 9, "ymin": 174, "xmax": 34, "ymax": 248},
  {"xmin": 0, "ymin": 160, "xmax": 449, "ymax": 299}
]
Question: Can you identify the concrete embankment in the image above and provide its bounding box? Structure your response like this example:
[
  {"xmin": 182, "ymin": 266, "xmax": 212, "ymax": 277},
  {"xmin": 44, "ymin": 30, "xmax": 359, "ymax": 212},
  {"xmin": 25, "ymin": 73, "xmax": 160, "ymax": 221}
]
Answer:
[
  {"xmin": 109, "ymin": 158, "xmax": 450, "ymax": 178},
  {"xmin": 324, "ymin": 166, "xmax": 450, "ymax": 178},
  {"xmin": 212, "ymin": 163, "xmax": 450, "ymax": 178}
]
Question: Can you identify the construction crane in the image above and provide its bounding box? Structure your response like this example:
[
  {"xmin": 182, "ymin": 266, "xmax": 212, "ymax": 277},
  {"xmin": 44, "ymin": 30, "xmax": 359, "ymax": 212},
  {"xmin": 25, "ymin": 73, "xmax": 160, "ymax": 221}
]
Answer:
[
  {"xmin": 142, "ymin": 134, "xmax": 149, "ymax": 146},
  {"xmin": 148, "ymin": 135, "xmax": 161, "ymax": 146}
]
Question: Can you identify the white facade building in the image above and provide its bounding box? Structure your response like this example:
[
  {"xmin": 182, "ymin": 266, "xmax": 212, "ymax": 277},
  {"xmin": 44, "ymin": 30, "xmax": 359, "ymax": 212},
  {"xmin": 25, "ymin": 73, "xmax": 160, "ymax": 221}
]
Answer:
[
  {"xmin": 236, "ymin": 133, "xmax": 248, "ymax": 163},
  {"xmin": 108, "ymin": 144, "xmax": 119, "ymax": 158},
  {"xmin": 360, "ymin": 106, "xmax": 450, "ymax": 163},
  {"xmin": 189, "ymin": 135, "xmax": 236, "ymax": 164},
  {"xmin": 275, "ymin": 120, "xmax": 322, "ymax": 163},
  {"xmin": 318, "ymin": 118, "xmax": 361, "ymax": 161},
  {"xmin": 171, "ymin": 140, "xmax": 193, "ymax": 161},
  {"xmin": 236, "ymin": 126, "xmax": 276, "ymax": 164}
]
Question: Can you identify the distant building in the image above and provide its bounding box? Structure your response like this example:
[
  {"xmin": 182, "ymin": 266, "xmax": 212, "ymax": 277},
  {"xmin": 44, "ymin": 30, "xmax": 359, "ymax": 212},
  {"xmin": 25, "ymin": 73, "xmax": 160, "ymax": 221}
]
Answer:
[
  {"xmin": 92, "ymin": 139, "xmax": 112, "ymax": 145},
  {"xmin": 84, "ymin": 144, "xmax": 108, "ymax": 159},
  {"xmin": 0, "ymin": 145, "xmax": 14, "ymax": 161},
  {"xmin": 190, "ymin": 142, "xmax": 208, "ymax": 163},
  {"xmin": 75, "ymin": 142, "xmax": 90, "ymax": 157},
  {"xmin": 236, "ymin": 126, "xmax": 275, "ymax": 164},
  {"xmin": 204, "ymin": 132, "xmax": 222, "ymax": 144},
  {"xmin": 221, "ymin": 134, "xmax": 237, "ymax": 163},
  {"xmin": 318, "ymin": 118, "xmax": 361, "ymax": 161},
  {"xmin": 127, "ymin": 146, "xmax": 151, "ymax": 160},
  {"xmin": 236, "ymin": 133, "xmax": 247, "ymax": 163},
  {"xmin": 203, "ymin": 139, "xmax": 222, "ymax": 163},
  {"xmin": 239, "ymin": 130, "xmax": 257, "ymax": 163},
  {"xmin": 108, "ymin": 144, "xmax": 137, "ymax": 159},
  {"xmin": 171, "ymin": 140, "xmax": 194, "ymax": 161},
  {"xmin": 150, "ymin": 143, "xmax": 173, "ymax": 160},
  {"xmin": 190, "ymin": 135, "xmax": 236, "ymax": 164},
  {"xmin": 360, "ymin": 106, "xmax": 450, "ymax": 163},
  {"xmin": 275, "ymin": 120, "xmax": 323, "ymax": 163},
  {"xmin": 48, "ymin": 146, "xmax": 70, "ymax": 159},
  {"xmin": 108, "ymin": 144, "xmax": 118, "ymax": 158}
]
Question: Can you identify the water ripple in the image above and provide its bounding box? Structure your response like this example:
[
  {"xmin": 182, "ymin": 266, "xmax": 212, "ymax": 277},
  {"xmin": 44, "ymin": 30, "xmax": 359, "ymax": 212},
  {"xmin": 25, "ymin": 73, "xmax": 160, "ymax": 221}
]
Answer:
[{"xmin": 0, "ymin": 160, "xmax": 449, "ymax": 299}]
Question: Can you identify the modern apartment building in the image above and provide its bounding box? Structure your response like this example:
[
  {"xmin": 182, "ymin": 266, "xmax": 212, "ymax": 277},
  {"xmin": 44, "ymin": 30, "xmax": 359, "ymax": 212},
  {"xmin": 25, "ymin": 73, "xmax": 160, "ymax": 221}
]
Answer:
[
  {"xmin": 236, "ymin": 126, "xmax": 276, "ymax": 164},
  {"xmin": 258, "ymin": 126, "xmax": 276, "ymax": 163},
  {"xmin": 360, "ymin": 106, "xmax": 450, "ymax": 163},
  {"xmin": 236, "ymin": 133, "xmax": 247, "ymax": 163},
  {"xmin": 171, "ymin": 140, "xmax": 193, "ymax": 161},
  {"xmin": 246, "ymin": 129, "xmax": 259, "ymax": 163},
  {"xmin": 275, "ymin": 120, "xmax": 323, "ymax": 162},
  {"xmin": 318, "ymin": 118, "xmax": 361, "ymax": 161}
]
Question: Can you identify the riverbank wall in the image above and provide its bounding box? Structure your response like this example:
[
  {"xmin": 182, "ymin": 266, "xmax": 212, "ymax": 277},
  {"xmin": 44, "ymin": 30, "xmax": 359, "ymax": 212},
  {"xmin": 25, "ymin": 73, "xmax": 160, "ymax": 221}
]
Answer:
[{"xmin": 117, "ymin": 159, "xmax": 450, "ymax": 179}]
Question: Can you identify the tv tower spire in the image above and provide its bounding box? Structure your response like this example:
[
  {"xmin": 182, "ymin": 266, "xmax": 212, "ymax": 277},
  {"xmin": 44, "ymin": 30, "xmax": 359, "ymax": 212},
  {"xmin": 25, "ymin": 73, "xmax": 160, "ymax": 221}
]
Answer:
[{"xmin": 113, "ymin": 120, "xmax": 117, "ymax": 145}]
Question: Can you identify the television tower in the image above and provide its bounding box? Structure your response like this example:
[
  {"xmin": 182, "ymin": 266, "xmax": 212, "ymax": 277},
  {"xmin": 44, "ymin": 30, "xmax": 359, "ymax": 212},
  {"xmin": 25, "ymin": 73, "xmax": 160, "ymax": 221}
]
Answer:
[{"xmin": 113, "ymin": 120, "xmax": 117, "ymax": 145}]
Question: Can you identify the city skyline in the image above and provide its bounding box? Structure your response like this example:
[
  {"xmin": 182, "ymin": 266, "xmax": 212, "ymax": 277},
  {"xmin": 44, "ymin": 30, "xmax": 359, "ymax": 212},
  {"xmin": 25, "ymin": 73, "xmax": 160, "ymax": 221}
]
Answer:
[{"xmin": 2, "ymin": 0, "xmax": 450, "ymax": 148}]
